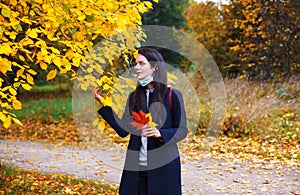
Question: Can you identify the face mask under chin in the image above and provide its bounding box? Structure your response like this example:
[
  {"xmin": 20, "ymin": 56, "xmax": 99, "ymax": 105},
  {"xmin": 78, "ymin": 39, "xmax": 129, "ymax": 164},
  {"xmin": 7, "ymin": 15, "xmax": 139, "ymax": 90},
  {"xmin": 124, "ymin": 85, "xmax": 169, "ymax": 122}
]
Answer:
[{"xmin": 138, "ymin": 74, "xmax": 154, "ymax": 87}]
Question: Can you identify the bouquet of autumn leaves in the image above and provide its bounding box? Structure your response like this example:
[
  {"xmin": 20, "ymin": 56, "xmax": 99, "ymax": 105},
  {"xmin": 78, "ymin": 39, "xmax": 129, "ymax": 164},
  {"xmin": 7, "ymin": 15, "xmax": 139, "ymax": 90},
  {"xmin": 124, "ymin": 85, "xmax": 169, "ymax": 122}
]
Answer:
[{"xmin": 130, "ymin": 110, "xmax": 157, "ymax": 131}]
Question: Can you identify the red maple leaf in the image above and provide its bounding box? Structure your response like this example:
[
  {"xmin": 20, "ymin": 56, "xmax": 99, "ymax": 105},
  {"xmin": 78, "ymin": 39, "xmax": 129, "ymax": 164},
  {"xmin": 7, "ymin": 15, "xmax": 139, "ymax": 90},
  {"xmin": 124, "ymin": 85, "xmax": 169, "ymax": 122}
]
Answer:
[{"xmin": 130, "ymin": 110, "xmax": 150, "ymax": 130}]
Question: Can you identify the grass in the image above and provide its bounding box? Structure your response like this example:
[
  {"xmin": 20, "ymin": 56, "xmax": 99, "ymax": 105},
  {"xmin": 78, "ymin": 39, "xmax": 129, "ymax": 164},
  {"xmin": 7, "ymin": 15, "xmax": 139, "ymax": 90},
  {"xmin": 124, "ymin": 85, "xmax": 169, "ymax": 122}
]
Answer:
[
  {"xmin": 3, "ymin": 79, "xmax": 299, "ymax": 162},
  {"xmin": 20, "ymin": 83, "xmax": 71, "ymax": 93},
  {"xmin": 31, "ymin": 83, "xmax": 70, "ymax": 92},
  {"xmin": 0, "ymin": 164, "xmax": 118, "ymax": 195},
  {"xmin": 13, "ymin": 82, "xmax": 73, "ymax": 123},
  {"xmin": 13, "ymin": 97, "xmax": 72, "ymax": 123},
  {"xmin": 9, "ymin": 78, "xmax": 300, "ymax": 142},
  {"xmin": 0, "ymin": 80, "xmax": 298, "ymax": 195},
  {"xmin": 189, "ymin": 76, "xmax": 299, "ymax": 137}
]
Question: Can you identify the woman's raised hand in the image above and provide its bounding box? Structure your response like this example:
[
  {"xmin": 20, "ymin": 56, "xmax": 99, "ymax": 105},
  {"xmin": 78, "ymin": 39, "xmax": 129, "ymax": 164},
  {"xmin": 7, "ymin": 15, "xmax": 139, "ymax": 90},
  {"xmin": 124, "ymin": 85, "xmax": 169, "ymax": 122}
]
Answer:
[{"xmin": 93, "ymin": 86, "xmax": 104, "ymax": 105}]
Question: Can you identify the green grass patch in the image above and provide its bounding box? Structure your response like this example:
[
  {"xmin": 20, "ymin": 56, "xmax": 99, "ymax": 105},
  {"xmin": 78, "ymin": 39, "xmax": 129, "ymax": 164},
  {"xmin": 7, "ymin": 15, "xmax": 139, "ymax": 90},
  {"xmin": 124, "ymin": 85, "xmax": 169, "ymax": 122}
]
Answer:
[
  {"xmin": 13, "ymin": 97, "xmax": 72, "ymax": 122},
  {"xmin": 32, "ymin": 83, "xmax": 71, "ymax": 93}
]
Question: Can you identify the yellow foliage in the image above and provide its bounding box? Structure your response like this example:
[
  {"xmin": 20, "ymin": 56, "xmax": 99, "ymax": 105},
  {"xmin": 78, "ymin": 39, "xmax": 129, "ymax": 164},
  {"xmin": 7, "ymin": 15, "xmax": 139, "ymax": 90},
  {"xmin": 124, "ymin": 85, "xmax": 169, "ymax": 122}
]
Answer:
[
  {"xmin": 3, "ymin": 115, "xmax": 11, "ymax": 128},
  {"xmin": 12, "ymin": 99, "xmax": 22, "ymax": 110},
  {"xmin": 0, "ymin": 57, "xmax": 12, "ymax": 74},
  {"xmin": 0, "ymin": 0, "xmax": 154, "ymax": 128},
  {"xmin": 47, "ymin": 69, "xmax": 57, "ymax": 80},
  {"xmin": 21, "ymin": 83, "xmax": 32, "ymax": 90}
]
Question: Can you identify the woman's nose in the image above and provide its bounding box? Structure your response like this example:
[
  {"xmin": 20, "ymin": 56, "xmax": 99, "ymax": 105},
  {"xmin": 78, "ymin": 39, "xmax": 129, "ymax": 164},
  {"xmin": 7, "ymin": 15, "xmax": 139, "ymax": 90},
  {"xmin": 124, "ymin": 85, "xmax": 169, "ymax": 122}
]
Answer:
[{"xmin": 134, "ymin": 64, "xmax": 140, "ymax": 70}]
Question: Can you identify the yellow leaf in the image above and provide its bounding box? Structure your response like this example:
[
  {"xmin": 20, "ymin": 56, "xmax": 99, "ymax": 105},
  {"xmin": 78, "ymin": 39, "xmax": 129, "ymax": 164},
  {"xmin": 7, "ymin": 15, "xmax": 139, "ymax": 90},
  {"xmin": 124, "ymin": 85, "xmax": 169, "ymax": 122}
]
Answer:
[
  {"xmin": 34, "ymin": 0, "xmax": 43, "ymax": 4},
  {"xmin": 93, "ymin": 118, "xmax": 99, "ymax": 126},
  {"xmin": 0, "ymin": 43, "xmax": 12, "ymax": 55},
  {"xmin": 41, "ymin": 47, "xmax": 48, "ymax": 56},
  {"xmin": 0, "ymin": 112, "xmax": 6, "ymax": 122},
  {"xmin": 61, "ymin": 58, "xmax": 71, "ymax": 70},
  {"xmin": 53, "ymin": 57, "xmax": 61, "ymax": 66},
  {"xmin": 1, "ymin": 9, "xmax": 10, "ymax": 18},
  {"xmin": 10, "ymin": 0, "xmax": 17, "ymax": 6},
  {"xmin": 16, "ymin": 69, "xmax": 24, "ymax": 77},
  {"xmin": 19, "ymin": 55, "xmax": 25, "ymax": 62},
  {"xmin": 102, "ymin": 96, "xmax": 112, "ymax": 107},
  {"xmin": 12, "ymin": 117, "xmax": 22, "ymax": 126},
  {"xmin": 49, "ymin": 165, "xmax": 57, "ymax": 169},
  {"xmin": 39, "ymin": 61, "xmax": 47, "ymax": 70},
  {"xmin": 77, "ymin": 160, "xmax": 85, "ymax": 164},
  {"xmin": 23, "ymin": 38, "xmax": 34, "ymax": 46},
  {"xmin": 87, "ymin": 67, "xmax": 93, "ymax": 73},
  {"xmin": 50, "ymin": 47, "xmax": 60, "ymax": 54},
  {"xmin": 29, "ymin": 10, "xmax": 35, "ymax": 16},
  {"xmin": 26, "ymin": 74, "xmax": 34, "ymax": 84},
  {"xmin": 148, "ymin": 121, "xmax": 157, "ymax": 129},
  {"xmin": 144, "ymin": 1, "xmax": 153, "ymax": 8},
  {"xmin": 44, "ymin": 55, "xmax": 52, "ymax": 63},
  {"xmin": 230, "ymin": 45, "xmax": 240, "ymax": 51},
  {"xmin": 145, "ymin": 113, "xmax": 157, "ymax": 129},
  {"xmin": 153, "ymin": 0, "xmax": 159, "ymax": 3},
  {"xmin": 21, "ymin": 83, "xmax": 32, "ymax": 90},
  {"xmin": 9, "ymin": 32, "xmax": 17, "ymax": 40},
  {"xmin": 78, "ymin": 14, "xmax": 86, "ymax": 21},
  {"xmin": 0, "ymin": 58, "xmax": 12, "ymax": 74},
  {"xmin": 98, "ymin": 120, "xmax": 106, "ymax": 130},
  {"xmin": 12, "ymin": 99, "xmax": 22, "ymax": 110},
  {"xmin": 27, "ymin": 69, "xmax": 37, "ymax": 75},
  {"xmin": 47, "ymin": 69, "xmax": 57, "ymax": 80},
  {"xmin": 28, "ymin": 29, "xmax": 38, "ymax": 39},
  {"xmin": 13, "ymin": 82, "xmax": 20, "ymax": 88},
  {"xmin": 4, "ymin": 115, "xmax": 11, "ymax": 128},
  {"xmin": 28, "ymin": 158, "xmax": 36, "ymax": 165},
  {"xmin": 167, "ymin": 72, "xmax": 178, "ymax": 80},
  {"xmin": 9, "ymin": 87, "xmax": 17, "ymax": 96}
]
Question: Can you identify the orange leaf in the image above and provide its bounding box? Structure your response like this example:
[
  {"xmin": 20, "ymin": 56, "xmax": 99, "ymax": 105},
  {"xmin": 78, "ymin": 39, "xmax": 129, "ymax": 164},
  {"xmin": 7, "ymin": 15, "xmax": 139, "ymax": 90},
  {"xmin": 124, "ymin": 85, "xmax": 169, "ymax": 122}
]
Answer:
[
  {"xmin": 130, "ymin": 110, "xmax": 152, "ymax": 130},
  {"xmin": 130, "ymin": 121, "xmax": 145, "ymax": 130}
]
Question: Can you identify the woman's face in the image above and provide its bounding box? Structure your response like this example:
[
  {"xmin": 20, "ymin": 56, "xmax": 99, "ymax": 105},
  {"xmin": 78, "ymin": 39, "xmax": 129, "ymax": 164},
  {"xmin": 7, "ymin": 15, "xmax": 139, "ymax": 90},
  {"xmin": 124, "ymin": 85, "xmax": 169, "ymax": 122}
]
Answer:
[{"xmin": 134, "ymin": 54, "xmax": 155, "ymax": 80}]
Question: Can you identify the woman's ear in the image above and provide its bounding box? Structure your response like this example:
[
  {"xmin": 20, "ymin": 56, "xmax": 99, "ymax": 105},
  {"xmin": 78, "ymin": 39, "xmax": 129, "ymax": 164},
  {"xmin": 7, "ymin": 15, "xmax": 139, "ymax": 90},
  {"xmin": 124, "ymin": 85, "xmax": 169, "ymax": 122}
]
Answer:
[{"xmin": 154, "ymin": 63, "xmax": 159, "ymax": 71}]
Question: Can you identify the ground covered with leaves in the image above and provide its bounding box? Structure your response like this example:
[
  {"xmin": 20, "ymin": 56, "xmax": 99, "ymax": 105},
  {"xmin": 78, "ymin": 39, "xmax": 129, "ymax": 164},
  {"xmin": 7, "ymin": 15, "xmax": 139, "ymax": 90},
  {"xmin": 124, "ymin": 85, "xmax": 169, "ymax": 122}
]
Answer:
[
  {"xmin": 0, "ymin": 164, "xmax": 118, "ymax": 195},
  {"xmin": 1, "ymin": 79, "xmax": 299, "ymax": 193},
  {"xmin": 1, "ymin": 116, "xmax": 299, "ymax": 166}
]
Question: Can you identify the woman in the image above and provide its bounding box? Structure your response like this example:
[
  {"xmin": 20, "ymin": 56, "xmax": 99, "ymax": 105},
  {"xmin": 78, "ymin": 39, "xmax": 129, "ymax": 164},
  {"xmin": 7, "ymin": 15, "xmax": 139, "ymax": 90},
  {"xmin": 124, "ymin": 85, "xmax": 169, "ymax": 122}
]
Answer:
[{"xmin": 93, "ymin": 48, "xmax": 187, "ymax": 195}]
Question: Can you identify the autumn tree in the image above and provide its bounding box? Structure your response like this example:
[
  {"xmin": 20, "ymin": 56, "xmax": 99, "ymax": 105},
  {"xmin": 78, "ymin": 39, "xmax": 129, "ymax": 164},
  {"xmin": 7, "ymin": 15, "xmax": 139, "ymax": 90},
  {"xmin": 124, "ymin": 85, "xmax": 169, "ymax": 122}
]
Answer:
[
  {"xmin": 184, "ymin": 2, "xmax": 229, "ymax": 73},
  {"xmin": 0, "ymin": 0, "xmax": 154, "ymax": 128},
  {"xmin": 142, "ymin": 0, "xmax": 189, "ymax": 29},
  {"xmin": 139, "ymin": 0, "xmax": 191, "ymax": 71},
  {"xmin": 223, "ymin": 0, "xmax": 300, "ymax": 80}
]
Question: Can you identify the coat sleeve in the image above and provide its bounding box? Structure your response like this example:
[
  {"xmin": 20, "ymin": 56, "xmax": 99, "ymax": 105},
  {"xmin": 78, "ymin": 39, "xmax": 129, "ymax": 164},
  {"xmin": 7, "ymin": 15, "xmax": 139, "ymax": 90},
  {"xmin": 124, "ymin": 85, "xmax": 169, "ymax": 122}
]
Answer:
[
  {"xmin": 97, "ymin": 93, "xmax": 140, "ymax": 138},
  {"xmin": 159, "ymin": 89, "xmax": 188, "ymax": 144}
]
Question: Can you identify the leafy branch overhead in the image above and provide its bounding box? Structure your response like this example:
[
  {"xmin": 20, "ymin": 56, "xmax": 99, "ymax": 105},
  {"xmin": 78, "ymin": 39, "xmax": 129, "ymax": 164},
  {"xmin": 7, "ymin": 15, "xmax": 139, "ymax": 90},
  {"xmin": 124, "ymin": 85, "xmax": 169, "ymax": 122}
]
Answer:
[{"xmin": 0, "ymin": 0, "xmax": 155, "ymax": 128}]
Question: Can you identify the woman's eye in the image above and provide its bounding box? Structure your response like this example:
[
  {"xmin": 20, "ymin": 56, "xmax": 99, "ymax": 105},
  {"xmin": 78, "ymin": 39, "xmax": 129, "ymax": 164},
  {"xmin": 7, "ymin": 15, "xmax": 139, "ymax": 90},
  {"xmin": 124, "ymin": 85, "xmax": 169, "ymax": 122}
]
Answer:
[{"xmin": 136, "ymin": 62, "xmax": 146, "ymax": 66}]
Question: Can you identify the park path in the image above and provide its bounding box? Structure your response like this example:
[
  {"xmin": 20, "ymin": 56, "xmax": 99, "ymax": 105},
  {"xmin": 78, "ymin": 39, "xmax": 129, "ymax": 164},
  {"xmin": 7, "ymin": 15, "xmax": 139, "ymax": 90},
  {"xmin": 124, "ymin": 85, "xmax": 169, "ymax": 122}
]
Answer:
[{"xmin": 1, "ymin": 139, "xmax": 299, "ymax": 195}]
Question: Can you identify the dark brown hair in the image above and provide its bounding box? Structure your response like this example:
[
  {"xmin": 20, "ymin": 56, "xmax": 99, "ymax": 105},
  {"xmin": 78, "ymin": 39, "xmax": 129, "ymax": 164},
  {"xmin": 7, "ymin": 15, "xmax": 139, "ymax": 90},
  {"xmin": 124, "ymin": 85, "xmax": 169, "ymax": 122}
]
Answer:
[{"xmin": 129, "ymin": 48, "xmax": 167, "ymax": 125}]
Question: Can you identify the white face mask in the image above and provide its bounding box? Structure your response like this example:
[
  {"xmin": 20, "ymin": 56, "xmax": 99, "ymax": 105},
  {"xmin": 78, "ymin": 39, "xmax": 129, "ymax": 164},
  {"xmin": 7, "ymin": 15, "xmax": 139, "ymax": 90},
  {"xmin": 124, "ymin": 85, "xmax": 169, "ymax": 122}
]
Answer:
[{"xmin": 138, "ymin": 74, "xmax": 153, "ymax": 87}]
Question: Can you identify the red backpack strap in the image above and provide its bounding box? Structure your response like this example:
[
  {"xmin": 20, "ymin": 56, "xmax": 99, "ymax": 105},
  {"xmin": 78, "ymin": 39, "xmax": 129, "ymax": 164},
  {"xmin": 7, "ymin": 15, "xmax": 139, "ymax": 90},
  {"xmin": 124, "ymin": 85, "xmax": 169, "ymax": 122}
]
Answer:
[{"xmin": 169, "ymin": 87, "xmax": 173, "ymax": 110}]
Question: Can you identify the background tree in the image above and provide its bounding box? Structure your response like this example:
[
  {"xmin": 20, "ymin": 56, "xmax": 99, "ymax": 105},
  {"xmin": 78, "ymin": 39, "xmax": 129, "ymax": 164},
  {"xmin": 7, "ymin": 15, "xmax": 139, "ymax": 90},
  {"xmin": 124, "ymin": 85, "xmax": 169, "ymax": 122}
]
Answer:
[
  {"xmin": 184, "ymin": 2, "xmax": 229, "ymax": 73},
  {"xmin": 141, "ymin": 0, "xmax": 190, "ymax": 69},
  {"xmin": 142, "ymin": 0, "xmax": 189, "ymax": 29},
  {"xmin": 0, "ymin": 0, "xmax": 153, "ymax": 128},
  {"xmin": 222, "ymin": 0, "xmax": 300, "ymax": 80},
  {"xmin": 183, "ymin": 0, "xmax": 300, "ymax": 79}
]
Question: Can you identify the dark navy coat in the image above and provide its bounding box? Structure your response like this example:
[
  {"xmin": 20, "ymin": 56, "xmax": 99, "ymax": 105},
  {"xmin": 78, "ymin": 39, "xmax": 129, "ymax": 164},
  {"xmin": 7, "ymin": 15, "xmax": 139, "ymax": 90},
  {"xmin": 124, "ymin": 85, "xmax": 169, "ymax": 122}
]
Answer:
[{"xmin": 98, "ymin": 87, "xmax": 187, "ymax": 195}]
